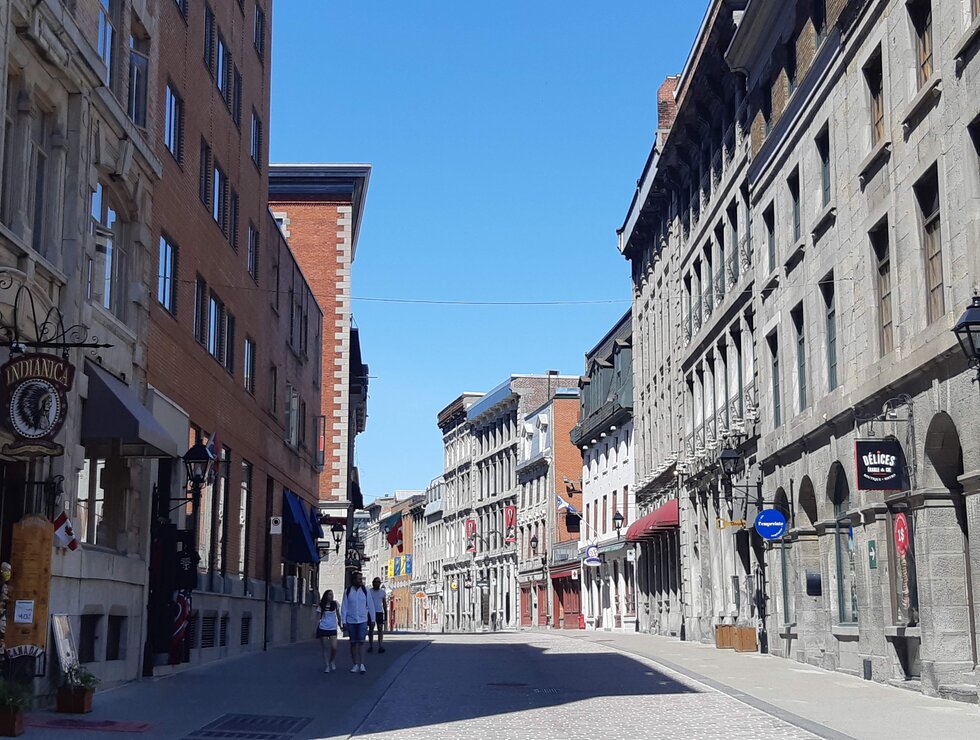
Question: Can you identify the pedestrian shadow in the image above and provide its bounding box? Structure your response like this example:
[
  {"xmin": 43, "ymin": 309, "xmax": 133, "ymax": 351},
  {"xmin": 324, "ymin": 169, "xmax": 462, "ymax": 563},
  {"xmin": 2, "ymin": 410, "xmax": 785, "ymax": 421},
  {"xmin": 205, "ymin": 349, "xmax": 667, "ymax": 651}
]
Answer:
[{"xmin": 349, "ymin": 635, "xmax": 699, "ymax": 737}]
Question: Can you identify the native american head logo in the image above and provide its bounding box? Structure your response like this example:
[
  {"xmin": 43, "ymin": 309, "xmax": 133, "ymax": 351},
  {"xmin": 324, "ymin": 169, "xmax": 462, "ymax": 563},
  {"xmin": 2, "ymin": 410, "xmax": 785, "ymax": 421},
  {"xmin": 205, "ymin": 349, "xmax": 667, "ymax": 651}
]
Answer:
[{"xmin": 10, "ymin": 379, "xmax": 60, "ymax": 438}]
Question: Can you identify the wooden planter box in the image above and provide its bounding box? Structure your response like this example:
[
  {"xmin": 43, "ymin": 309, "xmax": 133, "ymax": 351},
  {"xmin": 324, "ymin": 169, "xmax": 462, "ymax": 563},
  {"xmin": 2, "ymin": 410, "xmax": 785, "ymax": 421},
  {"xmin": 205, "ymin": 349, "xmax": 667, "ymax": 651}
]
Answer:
[
  {"xmin": 57, "ymin": 686, "xmax": 94, "ymax": 714},
  {"xmin": 714, "ymin": 624, "xmax": 736, "ymax": 649},
  {"xmin": 734, "ymin": 626, "xmax": 758, "ymax": 652},
  {"xmin": 0, "ymin": 711, "xmax": 23, "ymax": 737}
]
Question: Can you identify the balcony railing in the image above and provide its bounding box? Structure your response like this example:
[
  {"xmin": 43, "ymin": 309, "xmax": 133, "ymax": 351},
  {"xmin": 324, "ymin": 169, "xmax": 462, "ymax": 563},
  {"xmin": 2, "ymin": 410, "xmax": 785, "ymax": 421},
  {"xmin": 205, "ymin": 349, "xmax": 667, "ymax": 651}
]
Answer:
[
  {"xmin": 128, "ymin": 48, "xmax": 149, "ymax": 128},
  {"xmin": 715, "ymin": 268, "xmax": 726, "ymax": 306}
]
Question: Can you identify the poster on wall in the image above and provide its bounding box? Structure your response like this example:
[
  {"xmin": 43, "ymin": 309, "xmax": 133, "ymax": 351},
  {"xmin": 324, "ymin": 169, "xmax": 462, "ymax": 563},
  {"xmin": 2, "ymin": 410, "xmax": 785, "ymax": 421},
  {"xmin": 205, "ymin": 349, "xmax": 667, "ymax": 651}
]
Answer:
[
  {"xmin": 0, "ymin": 353, "xmax": 75, "ymax": 456},
  {"xmin": 504, "ymin": 506, "xmax": 517, "ymax": 543},
  {"xmin": 855, "ymin": 439, "xmax": 909, "ymax": 491}
]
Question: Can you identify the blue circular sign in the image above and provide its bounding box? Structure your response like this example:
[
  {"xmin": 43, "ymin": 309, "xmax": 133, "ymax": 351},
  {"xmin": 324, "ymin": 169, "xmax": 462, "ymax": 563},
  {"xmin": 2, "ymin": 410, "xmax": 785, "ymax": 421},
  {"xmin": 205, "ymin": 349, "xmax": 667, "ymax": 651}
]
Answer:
[{"xmin": 754, "ymin": 509, "xmax": 788, "ymax": 540}]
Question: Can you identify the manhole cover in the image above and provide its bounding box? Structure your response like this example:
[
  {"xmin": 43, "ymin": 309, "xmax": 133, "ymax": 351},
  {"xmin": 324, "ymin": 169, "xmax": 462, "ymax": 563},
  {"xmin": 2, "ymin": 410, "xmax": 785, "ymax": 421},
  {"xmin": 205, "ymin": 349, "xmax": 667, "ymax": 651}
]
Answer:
[
  {"xmin": 186, "ymin": 714, "xmax": 312, "ymax": 739},
  {"xmin": 487, "ymin": 681, "xmax": 529, "ymax": 688}
]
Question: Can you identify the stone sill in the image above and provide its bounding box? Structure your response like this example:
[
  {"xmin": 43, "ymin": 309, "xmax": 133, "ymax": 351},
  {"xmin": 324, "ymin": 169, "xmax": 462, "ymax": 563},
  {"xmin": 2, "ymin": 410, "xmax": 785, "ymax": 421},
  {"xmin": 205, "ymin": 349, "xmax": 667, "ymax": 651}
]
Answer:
[
  {"xmin": 900, "ymin": 75, "xmax": 942, "ymax": 133},
  {"xmin": 884, "ymin": 625, "xmax": 921, "ymax": 639},
  {"xmin": 954, "ymin": 14, "xmax": 980, "ymax": 64},
  {"xmin": 858, "ymin": 140, "xmax": 892, "ymax": 187},
  {"xmin": 810, "ymin": 203, "xmax": 837, "ymax": 240},
  {"xmin": 831, "ymin": 624, "xmax": 860, "ymax": 639},
  {"xmin": 783, "ymin": 238, "xmax": 806, "ymax": 274}
]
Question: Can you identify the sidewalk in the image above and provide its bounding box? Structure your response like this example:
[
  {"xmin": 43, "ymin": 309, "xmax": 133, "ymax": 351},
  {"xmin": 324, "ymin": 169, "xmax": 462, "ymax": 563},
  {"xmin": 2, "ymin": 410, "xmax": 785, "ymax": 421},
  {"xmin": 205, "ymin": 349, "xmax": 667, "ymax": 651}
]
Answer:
[
  {"xmin": 23, "ymin": 636, "xmax": 428, "ymax": 740},
  {"xmin": 567, "ymin": 630, "xmax": 979, "ymax": 740}
]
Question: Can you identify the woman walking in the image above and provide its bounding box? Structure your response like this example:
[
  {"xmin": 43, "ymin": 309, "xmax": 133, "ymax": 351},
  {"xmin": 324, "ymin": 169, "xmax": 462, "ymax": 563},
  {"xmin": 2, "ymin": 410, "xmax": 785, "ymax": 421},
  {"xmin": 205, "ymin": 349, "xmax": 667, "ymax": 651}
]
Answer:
[{"xmin": 317, "ymin": 589, "xmax": 340, "ymax": 673}]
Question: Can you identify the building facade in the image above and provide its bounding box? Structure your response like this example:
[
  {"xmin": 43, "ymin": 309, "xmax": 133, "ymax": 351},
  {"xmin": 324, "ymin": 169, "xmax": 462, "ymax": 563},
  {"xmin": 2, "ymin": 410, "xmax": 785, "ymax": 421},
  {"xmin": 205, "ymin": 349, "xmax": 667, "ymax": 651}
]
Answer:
[
  {"xmin": 619, "ymin": 0, "xmax": 980, "ymax": 703},
  {"xmin": 571, "ymin": 312, "xmax": 638, "ymax": 632},
  {"xmin": 268, "ymin": 164, "xmax": 371, "ymax": 598}
]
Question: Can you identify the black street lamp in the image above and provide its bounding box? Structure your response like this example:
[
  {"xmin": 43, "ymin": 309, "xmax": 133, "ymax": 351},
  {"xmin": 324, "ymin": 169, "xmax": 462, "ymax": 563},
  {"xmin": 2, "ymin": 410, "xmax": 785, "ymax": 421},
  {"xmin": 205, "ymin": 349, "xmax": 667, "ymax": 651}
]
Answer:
[
  {"xmin": 719, "ymin": 447, "xmax": 741, "ymax": 478},
  {"xmin": 613, "ymin": 511, "xmax": 624, "ymax": 538},
  {"xmin": 182, "ymin": 440, "xmax": 215, "ymax": 541},
  {"xmin": 953, "ymin": 294, "xmax": 980, "ymax": 383},
  {"xmin": 330, "ymin": 522, "xmax": 345, "ymax": 553},
  {"xmin": 529, "ymin": 534, "xmax": 539, "ymax": 553}
]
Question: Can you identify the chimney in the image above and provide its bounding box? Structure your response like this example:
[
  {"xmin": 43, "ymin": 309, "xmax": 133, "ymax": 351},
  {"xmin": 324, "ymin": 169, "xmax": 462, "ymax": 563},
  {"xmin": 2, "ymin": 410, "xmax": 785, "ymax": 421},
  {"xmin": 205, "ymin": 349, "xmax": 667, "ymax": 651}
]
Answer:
[{"xmin": 657, "ymin": 75, "xmax": 680, "ymax": 132}]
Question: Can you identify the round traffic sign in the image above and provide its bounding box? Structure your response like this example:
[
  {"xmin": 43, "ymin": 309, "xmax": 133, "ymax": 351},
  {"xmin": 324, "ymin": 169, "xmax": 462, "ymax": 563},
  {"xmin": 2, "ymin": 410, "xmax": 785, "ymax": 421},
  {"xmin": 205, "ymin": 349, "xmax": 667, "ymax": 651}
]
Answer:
[
  {"xmin": 753, "ymin": 509, "xmax": 788, "ymax": 540},
  {"xmin": 894, "ymin": 512, "xmax": 910, "ymax": 558}
]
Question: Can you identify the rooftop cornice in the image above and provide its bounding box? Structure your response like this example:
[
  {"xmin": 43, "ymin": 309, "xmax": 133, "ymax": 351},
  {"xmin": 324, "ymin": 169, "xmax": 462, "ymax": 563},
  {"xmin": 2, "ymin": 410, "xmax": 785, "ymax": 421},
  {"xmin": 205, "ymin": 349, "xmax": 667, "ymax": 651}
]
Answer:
[{"xmin": 725, "ymin": 0, "xmax": 788, "ymax": 77}]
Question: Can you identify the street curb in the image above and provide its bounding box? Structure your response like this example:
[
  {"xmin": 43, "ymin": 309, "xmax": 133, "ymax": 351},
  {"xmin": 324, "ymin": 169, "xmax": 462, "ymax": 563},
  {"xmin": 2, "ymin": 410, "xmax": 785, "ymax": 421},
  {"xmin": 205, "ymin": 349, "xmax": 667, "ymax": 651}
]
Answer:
[
  {"xmin": 341, "ymin": 638, "xmax": 433, "ymax": 739},
  {"xmin": 569, "ymin": 633, "xmax": 855, "ymax": 740}
]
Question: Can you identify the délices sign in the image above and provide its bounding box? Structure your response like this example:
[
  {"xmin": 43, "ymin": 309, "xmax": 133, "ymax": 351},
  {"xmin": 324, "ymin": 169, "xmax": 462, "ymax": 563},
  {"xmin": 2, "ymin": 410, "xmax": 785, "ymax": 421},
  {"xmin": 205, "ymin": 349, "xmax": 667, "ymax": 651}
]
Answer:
[
  {"xmin": 855, "ymin": 438, "xmax": 908, "ymax": 491},
  {"xmin": 0, "ymin": 353, "xmax": 75, "ymax": 456}
]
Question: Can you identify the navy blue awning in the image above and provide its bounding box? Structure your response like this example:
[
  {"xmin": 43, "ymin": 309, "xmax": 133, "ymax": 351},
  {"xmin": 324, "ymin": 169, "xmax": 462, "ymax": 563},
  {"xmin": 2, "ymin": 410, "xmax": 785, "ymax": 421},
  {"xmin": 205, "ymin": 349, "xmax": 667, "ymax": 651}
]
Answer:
[{"xmin": 283, "ymin": 490, "xmax": 319, "ymax": 564}]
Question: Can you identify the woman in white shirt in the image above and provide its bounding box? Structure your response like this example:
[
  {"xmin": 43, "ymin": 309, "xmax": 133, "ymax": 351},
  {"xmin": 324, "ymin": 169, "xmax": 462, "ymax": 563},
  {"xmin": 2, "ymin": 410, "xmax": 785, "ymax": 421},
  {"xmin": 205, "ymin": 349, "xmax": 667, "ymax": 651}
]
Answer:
[{"xmin": 316, "ymin": 589, "xmax": 340, "ymax": 673}]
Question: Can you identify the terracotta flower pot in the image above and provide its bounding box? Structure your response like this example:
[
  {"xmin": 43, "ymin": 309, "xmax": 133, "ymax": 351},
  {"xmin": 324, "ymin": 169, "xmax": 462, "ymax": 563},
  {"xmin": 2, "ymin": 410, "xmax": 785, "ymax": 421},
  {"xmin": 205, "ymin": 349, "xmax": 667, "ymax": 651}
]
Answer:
[
  {"xmin": 0, "ymin": 710, "xmax": 24, "ymax": 737},
  {"xmin": 56, "ymin": 686, "xmax": 94, "ymax": 714}
]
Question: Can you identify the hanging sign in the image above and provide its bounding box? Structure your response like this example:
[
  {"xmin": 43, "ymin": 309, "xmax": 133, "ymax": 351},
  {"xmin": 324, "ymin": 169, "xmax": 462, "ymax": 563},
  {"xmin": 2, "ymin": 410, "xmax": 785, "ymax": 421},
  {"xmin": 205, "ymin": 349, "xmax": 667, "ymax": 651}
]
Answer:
[
  {"xmin": 753, "ymin": 509, "xmax": 788, "ymax": 541},
  {"xmin": 584, "ymin": 544, "xmax": 601, "ymax": 567},
  {"xmin": 0, "ymin": 353, "xmax": 75, "ymax": 456},
  {"xmin": 855, "ymin": 439, "xmax": 908, "ymax": 491},
  {"xmin": 465, "ymin": 519, "xmax": 477, "ymax": 553},
  {"xmin": 894, "ymin": 513, "xmax": 910, "ymax": 558},
  {"xmin": 504, "ymin": 505, "xmax": 517, "ymax": 543}
]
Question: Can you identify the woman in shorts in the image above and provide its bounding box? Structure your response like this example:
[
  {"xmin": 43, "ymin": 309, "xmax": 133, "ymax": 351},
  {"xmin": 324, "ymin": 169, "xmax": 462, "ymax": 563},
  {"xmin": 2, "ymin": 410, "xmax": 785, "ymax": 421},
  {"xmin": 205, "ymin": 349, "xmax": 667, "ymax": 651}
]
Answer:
[{"xmin": 317, "ymin": 589, "xmax": 340, "ymax": 673}]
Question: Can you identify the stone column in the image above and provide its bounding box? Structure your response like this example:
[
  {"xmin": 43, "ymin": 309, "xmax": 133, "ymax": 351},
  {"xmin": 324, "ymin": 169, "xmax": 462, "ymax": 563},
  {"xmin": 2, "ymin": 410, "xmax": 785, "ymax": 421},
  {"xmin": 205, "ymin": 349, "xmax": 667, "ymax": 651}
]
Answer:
[{"xmin": 958, "ymin": 470, "xmax": 980, "ymax": 695}]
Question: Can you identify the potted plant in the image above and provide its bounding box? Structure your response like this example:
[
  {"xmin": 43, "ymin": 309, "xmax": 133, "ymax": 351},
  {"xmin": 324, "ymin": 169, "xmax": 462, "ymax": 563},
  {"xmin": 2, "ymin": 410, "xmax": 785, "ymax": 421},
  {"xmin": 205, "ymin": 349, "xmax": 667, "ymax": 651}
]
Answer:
[
  {"xmin": 0, "ymin": 678, "xmax": 29, "ymax": 736},
  {"xmin": 57, "ymin": 664, "xmax": 98, "ymax": 714}
]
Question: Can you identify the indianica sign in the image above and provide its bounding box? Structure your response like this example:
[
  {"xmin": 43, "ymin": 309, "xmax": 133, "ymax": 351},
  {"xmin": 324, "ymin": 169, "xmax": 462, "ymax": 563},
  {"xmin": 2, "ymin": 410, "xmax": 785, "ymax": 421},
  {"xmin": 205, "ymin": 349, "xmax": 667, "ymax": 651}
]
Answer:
[
  {"xmin": 855, "ymin": 439, "xmax": 907, "ymax": 491},
  {"xmin": 0, "ymin": 353, "xmax": 75, "ymax": 456}
]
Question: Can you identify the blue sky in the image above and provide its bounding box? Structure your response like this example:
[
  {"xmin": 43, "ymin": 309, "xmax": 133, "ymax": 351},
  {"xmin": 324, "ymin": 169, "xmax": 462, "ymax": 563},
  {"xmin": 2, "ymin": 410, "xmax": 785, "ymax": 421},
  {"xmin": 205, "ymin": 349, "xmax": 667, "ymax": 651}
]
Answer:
[{"xmin": 270, "ymin": 1, "xmax": 706, "ymax": 499}]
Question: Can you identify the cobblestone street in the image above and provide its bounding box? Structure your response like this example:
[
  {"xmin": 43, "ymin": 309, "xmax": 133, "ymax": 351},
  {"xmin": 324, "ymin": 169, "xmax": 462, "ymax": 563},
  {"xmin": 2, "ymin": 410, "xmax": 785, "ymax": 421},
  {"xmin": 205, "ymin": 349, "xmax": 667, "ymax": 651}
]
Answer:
[{"xmin": 23, "ymin": 630, "xmax": 980, "ymax": 739}]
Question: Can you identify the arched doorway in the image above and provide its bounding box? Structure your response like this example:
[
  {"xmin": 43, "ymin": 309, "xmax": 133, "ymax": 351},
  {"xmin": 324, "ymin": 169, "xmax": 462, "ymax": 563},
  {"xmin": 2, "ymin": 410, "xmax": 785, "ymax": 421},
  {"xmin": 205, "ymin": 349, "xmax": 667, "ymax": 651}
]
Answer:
[
  {"xmin": 924, "ymin": 412, "xmax": 976, "ymax": 669},
  {"xmin": 827, "ymin": 463, "xmax": 857, "ymax": 625}
]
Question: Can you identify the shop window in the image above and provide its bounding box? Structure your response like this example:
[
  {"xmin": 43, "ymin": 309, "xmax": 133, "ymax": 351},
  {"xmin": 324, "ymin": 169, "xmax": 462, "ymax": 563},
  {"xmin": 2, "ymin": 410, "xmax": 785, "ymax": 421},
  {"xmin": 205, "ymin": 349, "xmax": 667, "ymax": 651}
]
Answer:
[
  {"xmin": 79, "ymin": 614, "xmax": 100, "ymax": 663},
  {"xmin": 105, "ymin": 615, "xmax": 125, "ymax": 661},
  {"xmin": 832, "ymin": 470, "xmax": 858, "ymax": 624},
  {"xmin": 76, "ymin": 458, "xmax": 127, "ymax": 550},
  {"xmin": 888, "ymin": 509, "xmax": 919, "ymax": 626}
]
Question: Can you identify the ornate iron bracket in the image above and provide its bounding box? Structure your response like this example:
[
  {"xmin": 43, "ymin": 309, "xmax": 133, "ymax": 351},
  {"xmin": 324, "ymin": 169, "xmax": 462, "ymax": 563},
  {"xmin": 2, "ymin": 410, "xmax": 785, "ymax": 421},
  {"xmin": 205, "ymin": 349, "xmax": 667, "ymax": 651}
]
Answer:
[{"xmin": 0, "ymin": 279, "xmax": 112, "ymax": 358}]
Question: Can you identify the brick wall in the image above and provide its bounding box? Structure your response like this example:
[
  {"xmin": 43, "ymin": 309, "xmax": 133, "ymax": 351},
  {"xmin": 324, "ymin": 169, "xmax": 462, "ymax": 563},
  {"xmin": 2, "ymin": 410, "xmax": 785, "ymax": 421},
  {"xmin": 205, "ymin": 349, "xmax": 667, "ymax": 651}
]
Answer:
[
  {"xmin": 551, "ymin": 396, "xmax": 582, "ymax": 543},
  {"xmin": 658, "ymin": 76, "xmax": 680, "ymax": 131}
]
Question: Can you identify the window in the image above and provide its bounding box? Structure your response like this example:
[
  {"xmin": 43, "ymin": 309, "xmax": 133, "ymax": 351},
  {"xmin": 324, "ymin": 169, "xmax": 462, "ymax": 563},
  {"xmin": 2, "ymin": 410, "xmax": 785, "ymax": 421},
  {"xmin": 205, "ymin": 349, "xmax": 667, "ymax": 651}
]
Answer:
[
  {"xmin": 764, "ymin": 204, "xmax": 776, "ymax": 272},
  {"xmin": 909, "ymin": 0, "xmax": 933, "ymax": 88},
  {"xmin": 239, "ymin": 460, "xmax": 252, "ymax": 580},
  {"xmin": 76, "ymin": 458, "xmax": 106, "ymax": 546},
  {"xmin": 232, "ymin": 68, "xmax": 243, "ymax": 127},
  {"xmin": 243, "ymin": 337, "xmax": 256, "ymax": 393},
  {"xmin": 212, "ymin": 161, "xmax": 227, "ymax": 231},
  {"xmin": 89, "ymin": 183, "xmax": 128, "ymax": 322},
  {"xmin": 915, "ymin": 167, "xmax": 943, "ymax": 322},
  {"xmin": 247, "ymin": 224, "xmax": 259, "ymax": 280},
  {"xmin": 158, "ymin": 235, "xmax": 178, "ymax": 313},
  {"xmin": 254, "ymin": 5, "xmax": 266, "ymax": 58},
  {"xmin": 208, "ymin": 294, "xmax": 236, "ymax": 371},
  {"xmin": 250, "ymin": 110, "xmax": 263, "ymax": 168},
  {"xmin": 229, "ymin": 189, "xmax": 239, "ymax": 249},
  {"xmin": 127, "ymin": 33, "xmax": 149, "ymax": 127},
  {"xmin": 813, "ymin": 0, "xmax": 827, "ymax": 46},
  {"xmin": 79, "ymin": 615, "xmax": 101, "ymax": 664},
  {"xmin": 193, "ymin": 276, "xmax": 207, "ymax": 344},
  {"xmin": 285, "ymin": 383, "xmax": 300, "ymax": 446},
  {"xmin": 864, "ymin": 50, "xmax": 884, "ymax": 147},
  {"xmin": 199, "ymin": 139, "xmax": 211, "ymax": 206},
  {"xmin": 28, "ymin": 109, "xmax": 52, "ymax": 253},
  {"xmin": 204, "ymin": 5, "xmax": 216, "ymax": 72},
  {"xmin": 165, "ymin": 83, "xmax": 184, "ymax": 162},
  {"xmin": 821, "ymin": 275, "xmax": 838, "ymax": 390},
  {"xmin": 870, "ymin": 222, "xmax": 893, "ymax": 355},
  {"xmin": 602, "ymin": 494, "xmax": 607, "ymax": 534},
  {"xmin": 816, "ymin": 128, "xmax": 831, "ymax": 207},
  {"xmin": 788, "ymin": 169, "xmax": 801, "ymax": 242},
  {"xmin": 768, "ymin": 333, "xmax": 781, "ymax": 427},
  {"xmin": 106, "ymin": 615, "xmax": 125, "ymax": 661},
  {"xmin": 889, "ymin": 508, "xmax": 919, "ymax": 627},
  {"xmin": 1, "ymin": 78, "xmax": 16, "ymax": 226},
  {"xmin": 216, "ymin": 36, "xmax": 231, "ymax": 106},
  {"xmin": 832, "ymin": 470, "xmax": 857, "ymax": 623},
  {"xmin": 98, "ymin": 0, "xmax": 117, "ymax": 87},
  {"xmin": 174, "ymin": 0, "xmax": 187, "ymax": 19},
  {"xmin": 792, "ymin": 305, "xmax": 807, "ymax": 411},
  {"xmin": 214, "ymin": 446, "xmax": 231, "ymax": 575}
]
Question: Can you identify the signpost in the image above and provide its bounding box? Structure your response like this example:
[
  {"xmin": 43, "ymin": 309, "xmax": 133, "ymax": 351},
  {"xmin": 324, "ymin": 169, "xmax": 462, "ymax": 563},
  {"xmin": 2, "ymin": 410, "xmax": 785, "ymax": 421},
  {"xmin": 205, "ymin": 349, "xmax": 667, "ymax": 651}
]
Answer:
[
  {"xmin": 753, "ymin": 509, "xmax": 788, "ymax": 541},
  {"xmin": 583, "ymin": 544, "xmax": 601, "ymax": 568}
]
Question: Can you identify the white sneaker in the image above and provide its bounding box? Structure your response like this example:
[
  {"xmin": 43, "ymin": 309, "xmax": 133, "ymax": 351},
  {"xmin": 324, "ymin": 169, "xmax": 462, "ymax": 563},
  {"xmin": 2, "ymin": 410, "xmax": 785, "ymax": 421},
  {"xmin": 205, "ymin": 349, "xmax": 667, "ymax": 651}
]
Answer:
[
  {"xmin": 350, "ymin": 665, "xmax": 359, "ymax": 673},
  {"xmin": 330, "ymin": 662, "xmax": 337, "ymax": 671},
  {"xmin": 359, "ymin": 664, "xmax": 366, "ymax": 674},
  {"xmin": 324, "ymin": 666, "xmax": 331, "ymax": 673}
]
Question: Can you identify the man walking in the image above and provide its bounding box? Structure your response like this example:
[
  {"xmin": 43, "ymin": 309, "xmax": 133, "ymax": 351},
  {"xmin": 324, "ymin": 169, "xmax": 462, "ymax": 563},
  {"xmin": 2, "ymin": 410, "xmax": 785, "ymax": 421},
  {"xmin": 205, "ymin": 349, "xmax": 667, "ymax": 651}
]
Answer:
[
  {"xmin": 341, "ymin": 571, "xmax": 373, "ymax": 674},
  {"xmin": 367, "ymin": 577, "xmax": 387, "ymax": 653}
]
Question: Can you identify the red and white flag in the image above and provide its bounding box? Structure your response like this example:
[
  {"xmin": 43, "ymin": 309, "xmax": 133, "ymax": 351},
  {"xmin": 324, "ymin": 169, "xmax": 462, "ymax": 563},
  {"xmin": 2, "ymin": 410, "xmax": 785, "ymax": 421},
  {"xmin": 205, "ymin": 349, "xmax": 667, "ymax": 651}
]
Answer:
[{"xmin": 53, "ymin": 511, "xmax": 79, "ymax": 551}]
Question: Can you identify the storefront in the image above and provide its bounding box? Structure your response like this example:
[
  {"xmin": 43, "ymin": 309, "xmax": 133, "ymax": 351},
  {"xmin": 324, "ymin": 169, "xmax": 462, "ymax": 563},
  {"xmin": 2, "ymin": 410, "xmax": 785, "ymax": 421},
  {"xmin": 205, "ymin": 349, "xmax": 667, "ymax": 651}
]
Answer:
[
  {"xmin": 627, "ymin": 498, "xmax": 680, "ymax": 636},
  {"xmin": 549, "ymin": 563, "xmax": 582, "ymax": 629}
]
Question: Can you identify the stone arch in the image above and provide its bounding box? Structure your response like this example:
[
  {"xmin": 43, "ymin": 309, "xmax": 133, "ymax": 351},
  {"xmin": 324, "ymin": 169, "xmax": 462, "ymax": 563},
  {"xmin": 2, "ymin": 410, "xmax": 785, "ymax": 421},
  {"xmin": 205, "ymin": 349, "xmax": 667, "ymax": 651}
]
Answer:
[
  {"xmin": 774, "ymin": 486, "xmax": 792, "ymax": 526},
  {"xmin": 923, "ymin": 412, "xmax": 964, "ymax": 493},
  {"xmin": 798, "ymin": 476, "xmax": 817, "ymax": 527},
  {"xmin": 826, "ymin": 461, "xmax": 851, "ymax": 514}
]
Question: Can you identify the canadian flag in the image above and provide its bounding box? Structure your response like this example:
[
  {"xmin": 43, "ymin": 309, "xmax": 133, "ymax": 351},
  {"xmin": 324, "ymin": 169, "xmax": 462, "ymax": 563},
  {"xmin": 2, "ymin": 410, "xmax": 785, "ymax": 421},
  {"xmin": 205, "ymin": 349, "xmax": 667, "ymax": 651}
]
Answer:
[{"xmin": 53, "ymin": 511, "xmax": 79, "ymax": 551}]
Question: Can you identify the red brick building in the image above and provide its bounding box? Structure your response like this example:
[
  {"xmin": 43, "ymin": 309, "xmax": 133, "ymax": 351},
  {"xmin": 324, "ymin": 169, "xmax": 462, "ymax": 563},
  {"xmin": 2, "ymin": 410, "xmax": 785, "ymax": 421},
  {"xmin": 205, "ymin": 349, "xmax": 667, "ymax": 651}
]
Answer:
[
  {"xmin": 268, "ymin": 165, "xmax": 371, "ymax": 595},
  {"xmin": 145, "ymin": 0, "xmax": 324, "ymax": 670}
]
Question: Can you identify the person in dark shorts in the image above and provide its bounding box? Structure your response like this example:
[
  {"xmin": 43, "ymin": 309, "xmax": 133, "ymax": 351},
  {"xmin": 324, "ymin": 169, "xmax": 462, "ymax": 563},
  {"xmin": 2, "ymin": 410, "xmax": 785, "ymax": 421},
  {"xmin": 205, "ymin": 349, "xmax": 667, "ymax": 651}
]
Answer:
[
  {"xmin": 367, "ymin": 577, "xmax": 387, "ymax": 653},
  {"xmin": 317, "ymin": 589, "xmax": 340, "ymax": 673}
]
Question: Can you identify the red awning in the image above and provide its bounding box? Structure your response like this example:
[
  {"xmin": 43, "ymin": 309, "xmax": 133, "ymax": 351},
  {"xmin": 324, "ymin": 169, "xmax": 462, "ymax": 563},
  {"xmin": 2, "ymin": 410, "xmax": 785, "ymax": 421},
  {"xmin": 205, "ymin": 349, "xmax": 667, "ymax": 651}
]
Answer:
[
  {"xmin": 625, "ymin": 499, "xmax": 679, "ymax": 542},
  {"xmin": 550, "ymin": 563, "xmax": 579, "ymax": 579}
]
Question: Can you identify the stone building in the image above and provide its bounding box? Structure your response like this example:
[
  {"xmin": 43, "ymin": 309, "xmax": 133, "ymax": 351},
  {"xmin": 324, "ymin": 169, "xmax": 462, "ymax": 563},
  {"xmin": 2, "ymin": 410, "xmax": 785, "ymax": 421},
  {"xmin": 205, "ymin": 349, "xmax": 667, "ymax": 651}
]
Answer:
[
  {"xmin": 618, "ymin": 0, "xmax": 980, "ymax": 703},
  {"xmin": 570, "ymin": 311, "xmax": 638, "ymax": 632},
  {"xmin": 268, "ymin": 164, "xmax": 371, "ymax": 598},
  {"xmin": 437, "ymin": 392, "xmax": 482, "ymax": 632},
  {"xmin": 418, "ymin": 475, "xmax": 445, "ymax": 632}
]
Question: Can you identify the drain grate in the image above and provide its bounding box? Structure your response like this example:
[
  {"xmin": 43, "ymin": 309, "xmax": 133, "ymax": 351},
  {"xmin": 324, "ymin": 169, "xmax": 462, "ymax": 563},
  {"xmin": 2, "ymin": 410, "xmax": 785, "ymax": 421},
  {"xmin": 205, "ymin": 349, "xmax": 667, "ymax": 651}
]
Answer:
[
  {"xmin": 186, "ymin": 714, "xmax": 312, "ymax": 740},
  {"xmin": 532, "ymin": 688, "xmax": 561, "ymax": 695}
]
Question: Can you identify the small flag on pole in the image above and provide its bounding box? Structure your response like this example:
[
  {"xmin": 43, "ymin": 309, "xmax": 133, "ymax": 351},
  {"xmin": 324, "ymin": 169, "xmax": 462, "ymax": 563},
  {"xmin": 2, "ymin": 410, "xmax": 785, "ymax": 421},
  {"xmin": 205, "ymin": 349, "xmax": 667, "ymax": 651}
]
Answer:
[{"xmin": 556, "ymin": 494, "xmax": 578, "ymax": 515}]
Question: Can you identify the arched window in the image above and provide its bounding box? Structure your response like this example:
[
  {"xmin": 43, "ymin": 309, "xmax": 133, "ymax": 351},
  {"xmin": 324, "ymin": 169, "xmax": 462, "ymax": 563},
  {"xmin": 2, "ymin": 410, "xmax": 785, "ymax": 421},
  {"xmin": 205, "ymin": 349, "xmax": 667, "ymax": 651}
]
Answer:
[{"xmin": 830, "ymin": 464, "xmax": 857, "ymax": 623}]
